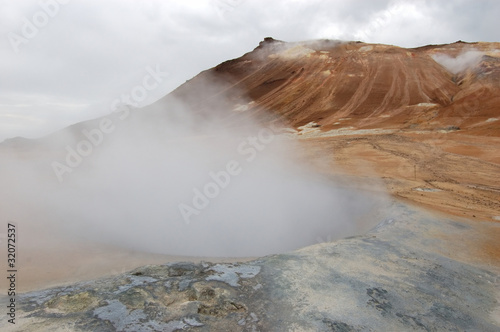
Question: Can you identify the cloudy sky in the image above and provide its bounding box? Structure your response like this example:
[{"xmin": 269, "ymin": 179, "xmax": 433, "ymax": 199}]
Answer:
[{"xmin": 0, "ymin": 0, "xmax": 499, "ymax": 141}]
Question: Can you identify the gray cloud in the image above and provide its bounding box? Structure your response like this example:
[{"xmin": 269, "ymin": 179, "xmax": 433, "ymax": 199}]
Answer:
[{"xmin": 0, "ymin": 0, "xmax": 499, "ymax": 141}]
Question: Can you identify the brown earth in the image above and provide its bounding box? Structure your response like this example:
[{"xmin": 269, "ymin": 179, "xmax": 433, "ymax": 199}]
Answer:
[
  {"xmin": 292, "ymin": 133, "xmax": 500, "ymax": 266},
  {"xmin": 2, "ymin": 39, "xmax": 499, "ymax": 293},
  {"xmin": 164, "ymin": 39, "xmax": 500, "ymax": 222},
  {"xmin": 160, "ymin": 38, "xmax": 500, "ymax": 264}
]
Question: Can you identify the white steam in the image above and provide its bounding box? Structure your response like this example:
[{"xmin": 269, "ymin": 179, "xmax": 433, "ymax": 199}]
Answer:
[
  {"xmin": 432, "ymin": 49, "xmax": 484, "ymax": 74},
  {"xmin": 0, "ymin": 80, "xmax": 386, "ymax": 258}
]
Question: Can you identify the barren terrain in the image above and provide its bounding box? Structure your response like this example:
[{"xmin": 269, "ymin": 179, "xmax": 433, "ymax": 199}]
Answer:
[
  {"xmin": 171, "ymin": 37, "xmax": 500, "ymax": 263},
  {"xmin": 1, "ymin": 38, "xmax": 499, "ymax": 330}
]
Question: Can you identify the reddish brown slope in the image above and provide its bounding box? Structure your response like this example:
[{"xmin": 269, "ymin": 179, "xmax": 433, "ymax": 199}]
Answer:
[
  {"xmin": 156, "ymin": 39, "xmax": 500, "ymax": 224},
  {"xmin": 166, "ymin": 38, "xmax": 499, "ymax": 136},
  {"xmin": 216, "ymin": 41, "xmax": 458, "ymax": 129}
]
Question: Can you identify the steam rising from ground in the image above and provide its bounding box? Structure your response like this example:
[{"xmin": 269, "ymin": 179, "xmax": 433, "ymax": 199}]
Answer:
[
  {"xmin": 1, "ymin": 84, "xmax": 386, "ymax": 258},
  {"xmin": 432, "ymin": 49, "xmax": 484, "ymax": 74}
]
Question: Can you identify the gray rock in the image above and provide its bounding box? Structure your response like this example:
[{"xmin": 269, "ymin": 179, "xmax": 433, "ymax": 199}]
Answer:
[{"xmin": 2, "ymin": 202, "xmax": 499, "ymax": 331}]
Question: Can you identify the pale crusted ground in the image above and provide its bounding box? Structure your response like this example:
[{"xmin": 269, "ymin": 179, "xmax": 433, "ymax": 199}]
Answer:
[{"xmin": 1, "ymin": 202, "xmax": 499, "ymax": 331}]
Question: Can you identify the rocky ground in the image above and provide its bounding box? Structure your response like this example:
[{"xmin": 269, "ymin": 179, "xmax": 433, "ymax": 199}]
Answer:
[
  {"xmin": 1, "ymin": 39, "xmax": 499, "ymax": 331},
  {"xmin": 2, "ymin": 201, "xmax": 499, "ymax": 331}
]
